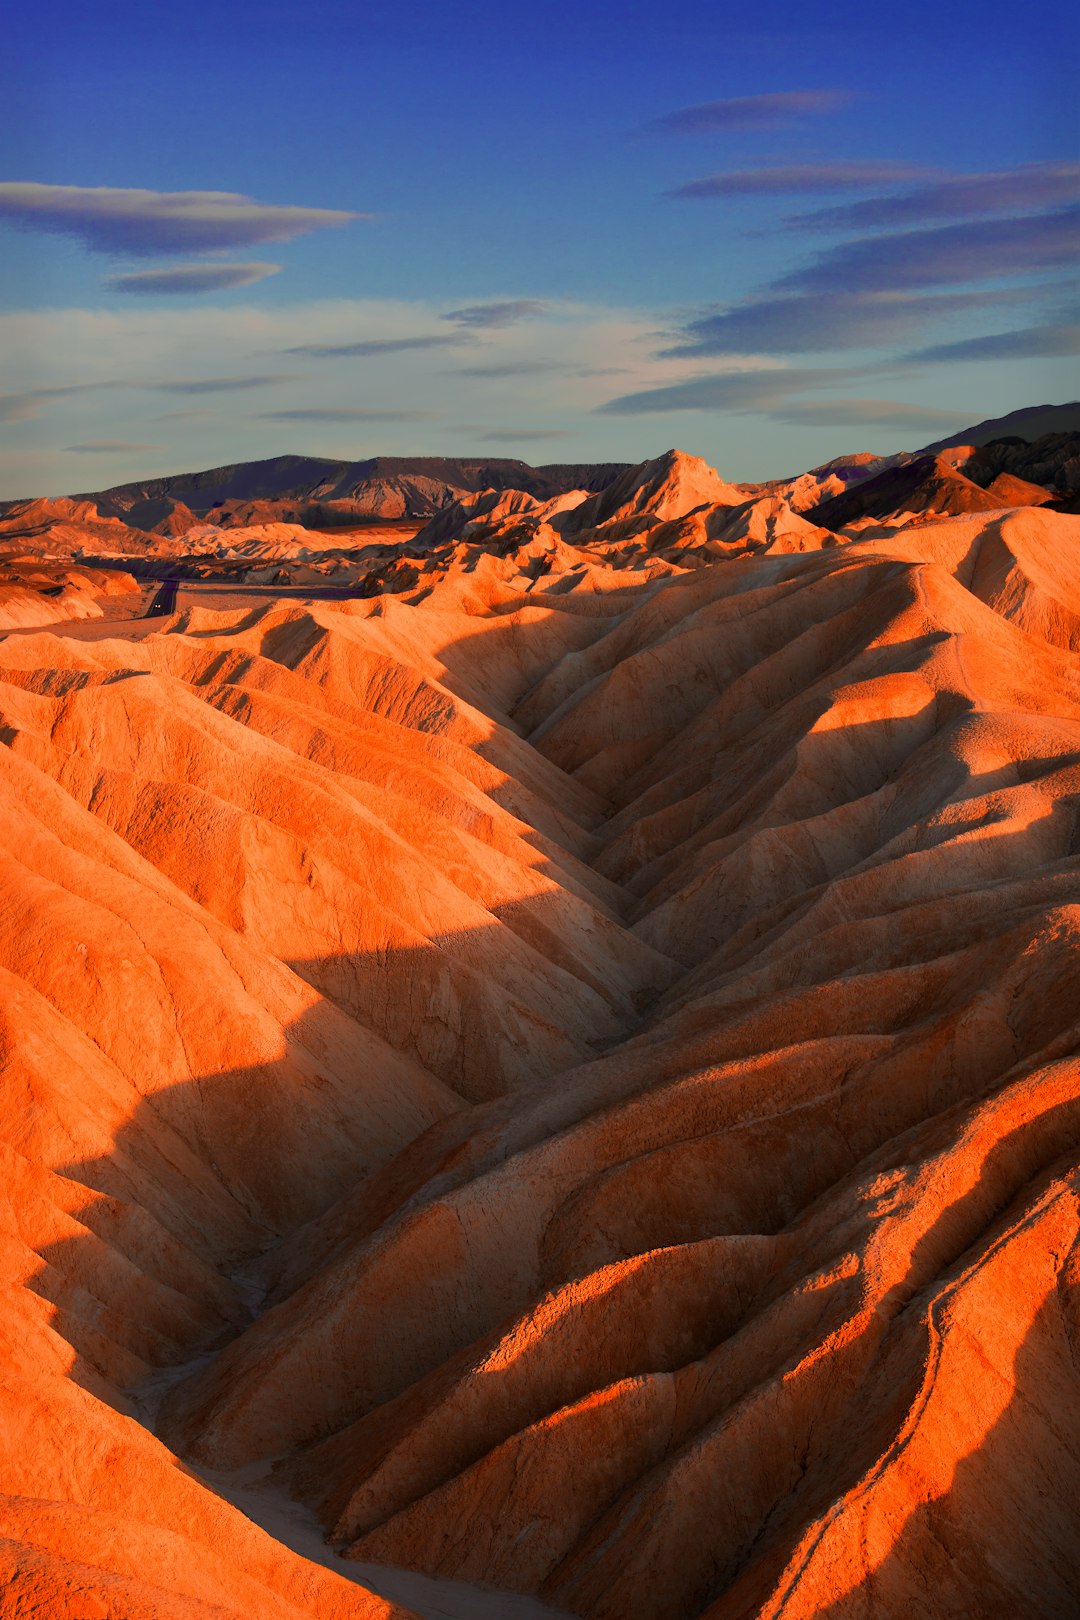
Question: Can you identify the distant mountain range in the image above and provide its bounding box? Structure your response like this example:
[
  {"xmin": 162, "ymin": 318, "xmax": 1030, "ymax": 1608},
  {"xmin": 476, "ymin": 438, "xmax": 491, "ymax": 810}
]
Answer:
[
  {"xmin": 5, "ymin": 400, "xmax": 1078, "ymax": 535},
  {"xmin": 70, "ymin": 455, "xmax": 635, "ymax": 533}
]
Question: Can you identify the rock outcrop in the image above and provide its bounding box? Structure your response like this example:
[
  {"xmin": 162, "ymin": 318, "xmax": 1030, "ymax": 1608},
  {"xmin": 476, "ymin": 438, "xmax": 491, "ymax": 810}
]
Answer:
[{"xmin": 809, "ymin": 452, "xmax": 1008, "ymax": 529}]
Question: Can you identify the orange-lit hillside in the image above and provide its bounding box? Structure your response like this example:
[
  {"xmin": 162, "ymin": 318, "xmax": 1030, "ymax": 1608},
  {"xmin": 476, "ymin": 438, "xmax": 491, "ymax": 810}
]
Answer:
[{"xmin": 3, "ymin": 442, "xmax": 1080, "ymax": 1619}]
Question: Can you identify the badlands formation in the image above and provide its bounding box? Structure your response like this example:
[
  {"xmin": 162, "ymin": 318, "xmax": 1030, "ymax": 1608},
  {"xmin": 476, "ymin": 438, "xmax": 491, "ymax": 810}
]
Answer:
[{"xmin": 3, "ymin": 417, "xmax": 1080, "ymax": 1618}]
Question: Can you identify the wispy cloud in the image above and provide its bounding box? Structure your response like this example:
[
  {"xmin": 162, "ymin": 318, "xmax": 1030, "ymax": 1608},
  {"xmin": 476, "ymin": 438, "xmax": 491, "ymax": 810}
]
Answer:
[
  {"xmin": 766, "ymin": 399, "xmax": 974, "ymax": 431},
  {"xmin": 904, "ymin": 320, "xmax": 1080, "ymax": 364},
  {"xmin": 789, "ymin": 161, "xmax": 1080, "ymax": 232},
  {"xmin": 0, "ymin": 183, "xmax": 360, "ymax": 256},
  {"xmin": 451, "ymin": 359, "xmax": 567, "ymax": 377},
  {"xmin": 664, "ymin": 287, "xmax": 1047, "ymax": 358},
  {"xmin": 107, "ymin": 262, "xmax": 281, "ymax": 294},
  {"xmin": 0, "ymin": 371, "xmax": 291, "ymax": 423},
  {"xmin": 780, "ymin": 205, "xmax": 1080, "ymax": 295},
  {"xmin": 657, "ymin": 161, "xmax": 1080, "ymax": 366},
  {"xmin": 257, "ymin": 407, "xmax": 436, "ymax": 422},
  {"xmin": 441, "ymin": 300, "xmax": 547, "ymax": 328},
  {"xmin": 600, "ymin": 367, "xmax": 856, "ymax": 415},
  {"xmin": 64, "ymin": 438, "xmax": 159, "ymax": 452},
  {"xmin": 670, "ymin": 161, "xmax": 934, "ymax": 200},
  {"xmin": 155, "ymin": 374, "xmax": 287, "ymax": 394},
  {"xmin": 645, "ymin": 90, "xmax": 852, "ymax": 136},
  {"xmin": 600, "ymin": 368, "xmax": 971, "ymax": 434},
  {"xmin": 476, "ymin": 428, "xmax": 576, "ymax": 442},
  {"xmin": 0, "ymin": 381, "xmax": 114, "ymax": 423},
  {"xmin": 285, "ymin": 334, "xmax": 461, "ymax": 357}
]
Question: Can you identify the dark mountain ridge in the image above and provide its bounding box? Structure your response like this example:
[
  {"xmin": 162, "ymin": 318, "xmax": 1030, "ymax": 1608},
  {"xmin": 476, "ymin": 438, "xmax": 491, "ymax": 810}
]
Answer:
[
  {"xmin": 922, "ymin": 400, "xmax": 1080, "ymax": 452},
  {"xmin": 67, "ymin": 454, "xmax": 634, "ymax": 530}
]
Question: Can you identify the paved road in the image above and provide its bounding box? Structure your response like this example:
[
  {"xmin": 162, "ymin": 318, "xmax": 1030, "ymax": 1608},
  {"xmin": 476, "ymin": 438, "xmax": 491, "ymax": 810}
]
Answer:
[
  {"xmin": 145, "ymin": 579, "xmax": 181, "ymax": 616},
  {"xmin": 141, "ymin": 579, "xmax": 378, "ymax": 617}
]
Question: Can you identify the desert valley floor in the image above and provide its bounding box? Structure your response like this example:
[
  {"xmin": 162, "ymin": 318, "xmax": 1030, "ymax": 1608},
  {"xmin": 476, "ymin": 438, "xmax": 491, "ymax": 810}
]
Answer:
[{"xmin": 3, "ymin": 427, "xmax": 1080, "ymax": 1619}]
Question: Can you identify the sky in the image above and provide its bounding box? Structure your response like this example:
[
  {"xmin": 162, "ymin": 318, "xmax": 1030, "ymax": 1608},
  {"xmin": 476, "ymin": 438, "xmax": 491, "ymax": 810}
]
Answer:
[{"xmin": 2, "ymin": 0, "xmax": 1078, "ymax": 496}]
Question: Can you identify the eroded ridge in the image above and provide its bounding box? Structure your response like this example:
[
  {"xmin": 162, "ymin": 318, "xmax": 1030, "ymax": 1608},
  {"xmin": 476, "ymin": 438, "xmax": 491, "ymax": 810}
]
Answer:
[{"xmin": 3, "ymin": 464, "xmax": 1080, "ymax": 1619}]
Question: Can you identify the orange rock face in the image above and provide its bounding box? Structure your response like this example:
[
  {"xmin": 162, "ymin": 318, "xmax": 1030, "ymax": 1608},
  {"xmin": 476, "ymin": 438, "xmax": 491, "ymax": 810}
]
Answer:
[{"xmin": 3, "ymin": 447, "xmax": 1080, "ymax": 1619}]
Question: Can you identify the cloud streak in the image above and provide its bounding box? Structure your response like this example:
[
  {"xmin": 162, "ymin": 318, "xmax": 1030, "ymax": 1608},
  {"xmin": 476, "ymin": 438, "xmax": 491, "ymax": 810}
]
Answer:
[
  {"xmin": 766, "ymin": 399, "xmax": 974, "ymax": 431},
  {"xmin": 0, "ymin": 184, "xmax": 360, "ymax": 257},
  {"xmin": 904, "ymin": 321, "xmax": 1080, "ymax": 364},
  {"xmin": 154, "ymin": 374, "xmax": 287, "ymax": 394},
  {"xmin": 0, "ymin": 378, "xmax": 264, "ymax": 423},
  {"xmin": 64, "ymin": 439, "xmax": 159, "ymax": 452},
  {"xmin": 659, "ymin": 159, "xmax": 1080, "ymax": 368},
  {"xmin": 258, "ymin": 407, "xmax": 435, "ymax": 422},
  {"xmin": 780, "ymin": 205, "xmax": 1080, "ymax": 295},
  {"xmin": 477, "ymin": 428, "xmax": 576, "ymax": 442},
  {"xmin": 107, "ymin": 262, "xmax": 281, "ymax": 294},
  {"xmin": 664, "ymin": 287, "xmax": 1048, "ymax": 358},
  {"xmin": 600, "ymin": 369, "xmax": 972, "ymax": 435},
  {"xmin": 0, "ymin": 373, "xmax": 287, "ymax": 421},
  {"xmin": 451, "ymin": 359, "xmax": 567, "ymax": 377},
  {"xmin": 0, "ymin": 382, "xmax": 113, "ymax": 423},
  {"xmin": 670, "ymin": 162, "xmax": 934, "ymax": 200},
  {"xmin": 441, "ymin": 300, "xmax": 547, "ymax": 328},
  {"xmin": 600, "ymin": 367, "xmax": 857, "ymax": 415},
  {"xmin": 646, "ymin": 90, "xmax": 852, "ymax": 135},
  {"xmin": 285, "ymin": 334, "xmax": 461, "ymax": 358},
  {"xmin": 789, "ymin": 161, "xmax": 1080, "ymax": 232}
]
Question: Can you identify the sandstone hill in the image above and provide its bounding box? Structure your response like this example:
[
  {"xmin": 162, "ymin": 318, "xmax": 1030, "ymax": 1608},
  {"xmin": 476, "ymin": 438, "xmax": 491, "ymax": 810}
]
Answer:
[
  {"xmin": 809, "ymin": 437, "xmax": 1080, "ymax": 531},
  {"xmin": 808, "ymin": 453, "xmax": 1007, "ymax": 530},
  {"xmin": 3, "ymin": 426, "xmax": 1080, "ymax": 1618}
]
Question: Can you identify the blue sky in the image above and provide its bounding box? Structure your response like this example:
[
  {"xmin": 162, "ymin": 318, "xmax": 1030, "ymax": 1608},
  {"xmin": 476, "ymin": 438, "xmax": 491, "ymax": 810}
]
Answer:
[{"xmin": 2, "ymin": 0, "xmax": 1077, "ymax": 495}]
